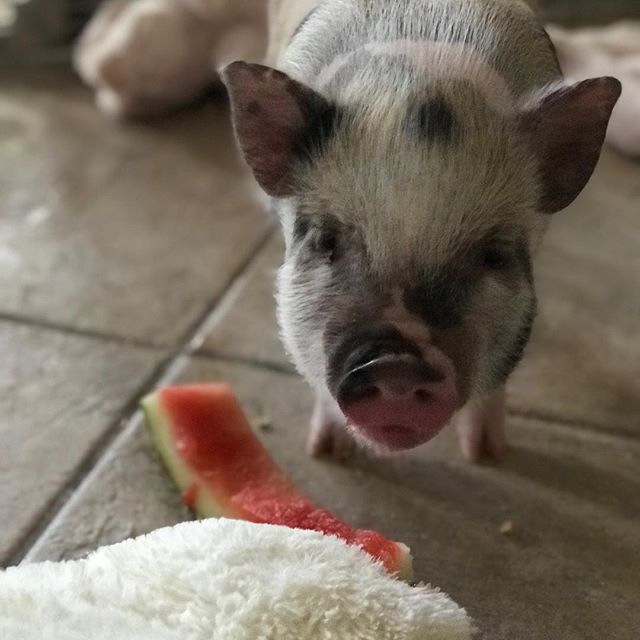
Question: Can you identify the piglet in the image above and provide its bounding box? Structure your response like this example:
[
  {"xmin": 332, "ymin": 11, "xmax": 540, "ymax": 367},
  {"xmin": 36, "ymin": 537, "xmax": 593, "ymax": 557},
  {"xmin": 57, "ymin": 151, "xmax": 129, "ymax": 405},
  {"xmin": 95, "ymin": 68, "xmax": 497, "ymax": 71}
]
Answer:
[{"xmin": 221, "ymin": 0, "xmax": 620, "ymax": 462}]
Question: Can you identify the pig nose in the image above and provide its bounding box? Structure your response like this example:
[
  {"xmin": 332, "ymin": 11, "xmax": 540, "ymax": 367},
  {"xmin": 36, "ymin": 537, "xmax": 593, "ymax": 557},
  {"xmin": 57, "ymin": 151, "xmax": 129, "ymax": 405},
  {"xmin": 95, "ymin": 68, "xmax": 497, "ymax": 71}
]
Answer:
[{"xmin": 337, "ymin": 353, "xmax": 458, "ymax": 451}]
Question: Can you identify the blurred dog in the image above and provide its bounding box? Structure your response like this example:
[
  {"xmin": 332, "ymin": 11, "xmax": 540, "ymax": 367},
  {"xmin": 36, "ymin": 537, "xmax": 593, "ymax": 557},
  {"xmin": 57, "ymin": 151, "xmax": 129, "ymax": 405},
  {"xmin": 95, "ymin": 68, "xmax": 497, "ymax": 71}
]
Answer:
[{"xmin": 74, "ymin": 0, "xmax": 639, "ymax": 156}]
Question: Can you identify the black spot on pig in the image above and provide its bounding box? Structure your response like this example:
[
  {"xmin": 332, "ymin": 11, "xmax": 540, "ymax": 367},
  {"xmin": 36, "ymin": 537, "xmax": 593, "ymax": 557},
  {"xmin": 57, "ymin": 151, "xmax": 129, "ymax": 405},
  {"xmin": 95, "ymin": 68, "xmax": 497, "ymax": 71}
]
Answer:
[
  {"xmin": 293, "ymin": 98, "xmax": 343, "ymax": 163},
  {"xmin": 413, "ymin": 97, "xmax": 459, "ymax": 144}
]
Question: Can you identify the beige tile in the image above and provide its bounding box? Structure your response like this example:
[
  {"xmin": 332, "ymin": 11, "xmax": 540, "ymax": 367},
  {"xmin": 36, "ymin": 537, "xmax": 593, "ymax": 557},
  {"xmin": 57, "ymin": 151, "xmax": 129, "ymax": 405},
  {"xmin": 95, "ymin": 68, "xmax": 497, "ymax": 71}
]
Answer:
[
  {"xmin": 27, "ymin": 357, "xmax": 640, "ymax": 640},
  {"xmin": 0, "ymin": 67, "xmax": 271, "ymax": 345},
  {"xmin": 196, "ymin": 234, "xmax": 290, "ymax": 369},
  {"xmin": 510, "ymin": 150, "xmax": 640, "ymax": 436},
  {"xmin": 0, "ymin": 321, "xmax": 162, "ymax": 565}
]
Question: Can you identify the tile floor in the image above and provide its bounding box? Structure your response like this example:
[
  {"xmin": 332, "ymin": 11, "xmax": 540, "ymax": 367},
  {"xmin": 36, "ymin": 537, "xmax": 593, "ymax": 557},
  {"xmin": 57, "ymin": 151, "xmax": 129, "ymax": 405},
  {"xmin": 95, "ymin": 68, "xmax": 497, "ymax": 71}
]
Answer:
[{"xmin": 1, "ymin": 65, "xmax": 639, "ymax": 640}]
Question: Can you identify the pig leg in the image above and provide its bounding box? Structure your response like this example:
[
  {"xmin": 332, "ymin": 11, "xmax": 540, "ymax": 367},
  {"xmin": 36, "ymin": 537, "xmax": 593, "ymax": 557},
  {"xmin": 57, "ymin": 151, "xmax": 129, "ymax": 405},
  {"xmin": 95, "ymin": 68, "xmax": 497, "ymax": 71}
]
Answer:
[
  {"xmin": 454, "ymin": 388, "xmax": 507, "ymax": 463},
  {"xmin": 307, "ymin": 388, "xmax": 357, "ymax": 462}
]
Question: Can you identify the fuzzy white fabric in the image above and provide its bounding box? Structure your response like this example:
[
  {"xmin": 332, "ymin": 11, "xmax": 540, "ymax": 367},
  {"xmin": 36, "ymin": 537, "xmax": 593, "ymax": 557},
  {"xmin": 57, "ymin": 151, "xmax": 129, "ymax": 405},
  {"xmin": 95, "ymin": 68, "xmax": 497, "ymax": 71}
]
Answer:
[{"xmin": 0, "ymin": 518, "xmax": 474, "ymax": 640}]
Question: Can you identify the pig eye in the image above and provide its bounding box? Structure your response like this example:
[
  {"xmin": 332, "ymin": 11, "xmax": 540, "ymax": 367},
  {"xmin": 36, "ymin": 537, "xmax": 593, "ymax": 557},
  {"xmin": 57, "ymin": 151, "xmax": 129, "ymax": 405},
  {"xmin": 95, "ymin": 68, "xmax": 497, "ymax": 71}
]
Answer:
[
  {"xmin": 483, "ymin": 244, "xmax": 513, "ymax": 271},
  {"xmin": 314, "ymin": 229, "xmax": 338, "ymax": 260}
]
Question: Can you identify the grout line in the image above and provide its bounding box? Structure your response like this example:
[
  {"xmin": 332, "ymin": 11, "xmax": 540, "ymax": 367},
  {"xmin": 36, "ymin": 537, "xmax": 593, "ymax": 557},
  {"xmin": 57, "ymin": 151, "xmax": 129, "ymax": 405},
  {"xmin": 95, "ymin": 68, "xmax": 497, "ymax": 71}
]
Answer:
[
  {"xmin": 9, "ymin": 225, "xmax": 276, "ymax": 567},
  {"xmin": 20, "ymin": 355, "xmax": 192, "ymax": 566},
  {"xmin": 6, "ymin": 356, "xmax": 187, "ymax": 567},
  {"xmin": 3, "ymin": 351, "xmax": 180, "ymax": 568},
  {"xmin": 0, "ymin": 311, "xmax": 161, "ymax": 350},
  {"xmin": 175, "ymin": 225, "xmax": 277, "ymax": 355},
  {"xmin": 186, "ymin": 261, "xmax": 259, "ymax": 354}
]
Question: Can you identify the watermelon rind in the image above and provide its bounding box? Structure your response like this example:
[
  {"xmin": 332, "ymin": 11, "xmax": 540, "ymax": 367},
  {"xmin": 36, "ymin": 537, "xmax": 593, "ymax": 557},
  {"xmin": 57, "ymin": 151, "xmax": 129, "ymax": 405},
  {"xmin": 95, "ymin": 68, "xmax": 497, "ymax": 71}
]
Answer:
[
  {"xmin": 141, "ymin": 387, "xmax": 413, "ymax": 582},
  {"xmin": 141, "ymin": 392, "xmax": 224, "ymax": 520}
]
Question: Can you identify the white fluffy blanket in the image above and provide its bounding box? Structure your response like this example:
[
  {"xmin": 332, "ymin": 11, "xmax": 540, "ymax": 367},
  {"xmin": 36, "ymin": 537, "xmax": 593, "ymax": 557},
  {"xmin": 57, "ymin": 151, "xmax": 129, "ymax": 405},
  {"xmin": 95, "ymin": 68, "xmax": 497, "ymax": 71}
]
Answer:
[{"xmin": 0, "ymin": 518, "xmax": 474, "ymax": 640}]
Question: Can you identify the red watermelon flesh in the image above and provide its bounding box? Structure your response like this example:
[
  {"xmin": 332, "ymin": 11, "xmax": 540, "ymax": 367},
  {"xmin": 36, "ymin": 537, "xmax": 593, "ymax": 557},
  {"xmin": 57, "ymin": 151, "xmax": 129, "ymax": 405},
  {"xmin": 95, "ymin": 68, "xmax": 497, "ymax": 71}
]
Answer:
[{"xmin": 142, "ymin": 384, "xmax": 412, "ymax": 580}]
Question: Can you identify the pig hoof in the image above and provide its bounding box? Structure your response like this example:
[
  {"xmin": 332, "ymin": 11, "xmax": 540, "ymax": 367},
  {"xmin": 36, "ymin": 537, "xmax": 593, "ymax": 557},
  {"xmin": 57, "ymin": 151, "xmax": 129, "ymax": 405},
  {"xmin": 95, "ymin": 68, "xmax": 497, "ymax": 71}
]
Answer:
[
  {"xmin": 457, "ymin": 420, "xmax": 508, "ymax": 463},
  {"xmin": 306, "ymin": 421, "xmax": 357, "ymax": 462},
  {"xmin": 455, "ymin": 391, "xmax": 508, "ymax": 463}
]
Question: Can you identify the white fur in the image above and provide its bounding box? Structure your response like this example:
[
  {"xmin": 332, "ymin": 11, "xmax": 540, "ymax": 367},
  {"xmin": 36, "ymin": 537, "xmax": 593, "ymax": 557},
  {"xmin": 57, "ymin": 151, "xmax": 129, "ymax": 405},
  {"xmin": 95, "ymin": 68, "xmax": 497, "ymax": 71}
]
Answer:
[{"xmin": 0, "ymin": 519, "xmax": 474, "ymax": 640}]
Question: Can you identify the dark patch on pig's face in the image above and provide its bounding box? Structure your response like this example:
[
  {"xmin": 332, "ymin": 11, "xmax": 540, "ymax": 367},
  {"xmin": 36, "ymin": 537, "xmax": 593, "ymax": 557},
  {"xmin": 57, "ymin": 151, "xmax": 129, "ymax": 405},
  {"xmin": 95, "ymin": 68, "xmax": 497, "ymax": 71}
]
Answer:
[
  {"xmin": 403, "ymin": 267, "xmax": 470, "ymax": 329},
  {"xmin": 489, "ymin": 294, "xmax": 537, "ymax": 388},
  {"xmin": 291, "ymin": 211, "xmax": 345, "ymax": 266},
  {"xmin": 517, "ymin": 239, "xmax": 534, "ymax": 284},
  {"xmin": 399, "ymin": 232, "xmax": 537, "ymax": 397},
  {"xmin": 412, "ymin": 97, "xmax": 460, "ymax": 145}
]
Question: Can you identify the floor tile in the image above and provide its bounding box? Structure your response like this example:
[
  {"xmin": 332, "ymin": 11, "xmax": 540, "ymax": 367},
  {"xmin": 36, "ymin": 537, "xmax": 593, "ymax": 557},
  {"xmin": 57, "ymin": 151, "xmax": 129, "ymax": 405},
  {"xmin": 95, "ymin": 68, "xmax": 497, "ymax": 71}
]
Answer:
[
  {"xmin": 0, "ymin": 67, "xmax": 271, "ymax": 345},
  {"xmin": 27, "ymin": 357, "xmax": 640, "ymax": 640},
  {"xmin": 509, "ymin": 150, "xmax": 640, "ymax": 436},
  {"xmin": 0, "ymin": 320, "xmax": 163, "ymax": 565},
  {"xmin": 196, "ymin": 234, "xmax": 290, "ymax": 369}
]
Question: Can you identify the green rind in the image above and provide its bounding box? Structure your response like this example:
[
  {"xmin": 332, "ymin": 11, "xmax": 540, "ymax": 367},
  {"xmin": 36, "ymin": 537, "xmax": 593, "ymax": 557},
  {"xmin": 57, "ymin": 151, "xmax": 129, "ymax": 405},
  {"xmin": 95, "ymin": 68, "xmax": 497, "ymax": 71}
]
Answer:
[
  {"xmin": 394, "ymin": 544, "xmax": 414, "ymax": 583},
  {"xmin": 141, "ymin": 392, "xmax": 224, "ymax": 520}
]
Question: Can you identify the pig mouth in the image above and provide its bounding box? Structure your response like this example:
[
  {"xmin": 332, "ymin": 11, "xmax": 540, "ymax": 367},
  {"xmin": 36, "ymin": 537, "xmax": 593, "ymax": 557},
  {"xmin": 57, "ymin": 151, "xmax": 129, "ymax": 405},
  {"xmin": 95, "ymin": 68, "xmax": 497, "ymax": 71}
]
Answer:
[{"xmin": 357, "ymin": 424, "xmax": 434, "ymax": 451}]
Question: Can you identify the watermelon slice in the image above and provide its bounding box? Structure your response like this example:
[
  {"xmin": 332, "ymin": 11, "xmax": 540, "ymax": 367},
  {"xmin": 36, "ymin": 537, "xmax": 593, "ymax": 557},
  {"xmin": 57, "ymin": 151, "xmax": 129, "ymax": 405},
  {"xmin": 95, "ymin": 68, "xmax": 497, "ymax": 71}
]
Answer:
[{"xmin": 141, "ymin": 384, "xmax": 413, "ymax": 580}]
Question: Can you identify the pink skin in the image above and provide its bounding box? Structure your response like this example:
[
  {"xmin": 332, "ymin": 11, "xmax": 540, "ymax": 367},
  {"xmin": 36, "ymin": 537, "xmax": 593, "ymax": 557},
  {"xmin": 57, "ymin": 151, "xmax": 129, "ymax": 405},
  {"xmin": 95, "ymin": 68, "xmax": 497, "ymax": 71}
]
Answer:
[
  {"xmin": 454, "ymin": 387, "xmax": 507, "ymax": 463},
  {"xmin": 340, "ymin": 347, "xmax": 459, "ymax": 452}
]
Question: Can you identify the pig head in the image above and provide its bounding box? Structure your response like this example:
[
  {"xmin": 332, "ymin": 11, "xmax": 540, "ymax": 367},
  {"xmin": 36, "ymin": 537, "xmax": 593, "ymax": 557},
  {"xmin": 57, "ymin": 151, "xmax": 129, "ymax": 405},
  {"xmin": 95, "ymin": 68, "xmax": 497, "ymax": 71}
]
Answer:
[{"xmin": 221, "ymin": 6, "xmax": 620, "ymax": 460}]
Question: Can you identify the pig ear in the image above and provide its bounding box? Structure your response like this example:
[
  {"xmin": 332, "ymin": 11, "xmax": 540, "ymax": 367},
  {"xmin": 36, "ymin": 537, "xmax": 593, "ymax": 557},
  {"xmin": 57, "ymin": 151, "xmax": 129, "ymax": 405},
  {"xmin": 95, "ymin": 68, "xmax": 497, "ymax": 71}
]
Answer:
[
  {"xmin": 522, "ymin": 77, "xmax": 621, "ymax": 213},
  {"xmin": 221, "ymin": 61, "xmax": 337, "ymax": 197}
]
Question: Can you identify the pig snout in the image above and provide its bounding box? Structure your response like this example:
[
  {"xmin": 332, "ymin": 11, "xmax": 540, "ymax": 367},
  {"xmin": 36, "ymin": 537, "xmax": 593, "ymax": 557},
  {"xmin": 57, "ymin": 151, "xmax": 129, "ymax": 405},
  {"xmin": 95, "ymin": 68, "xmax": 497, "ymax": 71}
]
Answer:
[{"xmin": 331, "ymin": 331, "xmax": 458, "ymax": 451}]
